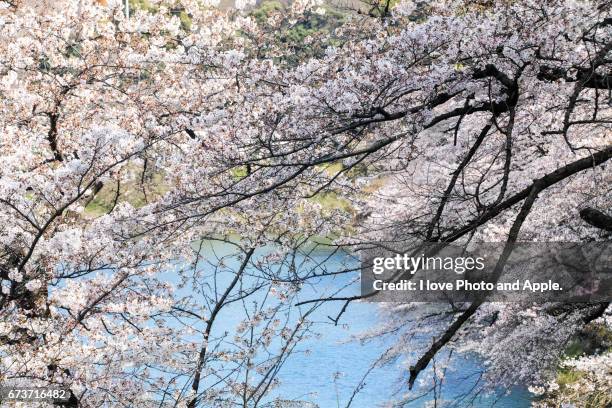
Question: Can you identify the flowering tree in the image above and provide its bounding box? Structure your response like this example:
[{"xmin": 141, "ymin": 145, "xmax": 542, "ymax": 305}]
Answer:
[
  {"xmin": 214, "ymin": 0, "xmax": 611, "ymax": 402},
  {"xmin": 0, "ymin": 0, "xmax": 610, "ymax": 406},
  {"xmin": 0, "ymin": 1, "xmax": 342, "ymax": 406}
]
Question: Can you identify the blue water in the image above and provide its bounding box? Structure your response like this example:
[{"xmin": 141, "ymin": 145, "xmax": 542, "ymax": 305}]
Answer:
[
  {"xmin": 271, "ymin": 297, "xmax": 532, "ymax": 407},
  {"xmin": 166, "ymin": 241, "xmax": 533, "ymax": 407}
]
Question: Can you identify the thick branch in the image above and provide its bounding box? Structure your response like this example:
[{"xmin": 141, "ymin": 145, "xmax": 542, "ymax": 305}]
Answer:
[
  {"xmin": 580, "ymin": 207, "xmax": 612, "ymax": 231},
  {"xmin": 46, "ymin": 112, "xmax": 63, "ymax": 162},
  {"xmin": 409, "ymin": 176, "xmax": 545, "ymax": 389},
  {"xmin": 538, "ymin": 66, "xmax": 612, "ymax": 90},
  {"xmin": 408, "ymin": 302, "xmax": 481, "ymax": 389},
  {"xmin": 443, "ymin": 145, "xmax": 612, "ymax": 242}
]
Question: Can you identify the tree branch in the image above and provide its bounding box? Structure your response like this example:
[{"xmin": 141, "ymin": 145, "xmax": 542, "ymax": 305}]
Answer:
[{"xmin": 580, "ymin": 207, "xmax": 612, "ymax": 231}]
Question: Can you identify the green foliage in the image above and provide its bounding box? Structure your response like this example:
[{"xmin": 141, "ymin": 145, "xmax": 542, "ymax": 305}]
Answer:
[
  {"xmin": 563, "ymin": 340, "xmax": 584, "ymax": 359},
  {"xmin": 251, "ymin": 1, "xmax": 284, "ymax": 24},
  {"xmin": 309, "ymin": 191, "xmax": 353, "ymax": 213},
  {"xmin": 366, "ymin": 0, "xmax": 400, "ymax": 18},
  {"xmin": 178, "ymin": 10, "xmax": 192, "ymax": 31},
  {"xmin": 552, "ymin": 366, "xmax": 612, "ymax": 408},
  {"xmin": 230, "ymin": 165, "xmax": 250, "ymax": 180},
  {"xmin": 129, "ymin": 0, "xmax": 159, "ymax": 13},
  {"xmin": 543, "ymin": 324, "xmax": 612, "ymax": 408},
  {"xmin": 85, "ymin": 171, "xmax": 168, "ymax": 217},
  {"xmin": 320, "ymin": 162, "xmax": 344, "ymax": 176},
  {"xmin": 556, "ymin": 367, "xmax": 585, "ymax": 390},
  {"xmin": 283, "ymin": 11, "xmax": 343, "ymax": 43},
  {"xmin": 563, "ymin": 322, "xmax": 612, "ymax": 358},
  {"xmin": 84, "ymin": 200, "xmax": 113, "ymax": 217},
  {"xmin": 128, "ymin": 0, "xmax": 191, "ymax": 31},
  {"xmin": 250, "ymin": 2, "xmax": 345, "ymax": 63}
]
